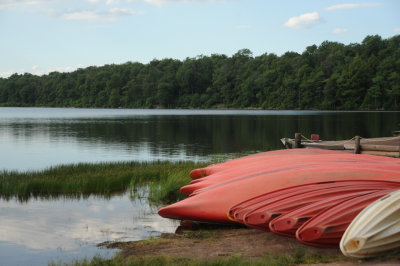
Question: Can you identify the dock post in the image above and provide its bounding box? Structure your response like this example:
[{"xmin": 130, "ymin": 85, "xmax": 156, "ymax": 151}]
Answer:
[
  {"xmin": 294, "ymin": 133, "xmax": 301, "ymax": 148},
  {"xmin": 354, "ymin": 136, "xmax": 361, "ymax": 154}
]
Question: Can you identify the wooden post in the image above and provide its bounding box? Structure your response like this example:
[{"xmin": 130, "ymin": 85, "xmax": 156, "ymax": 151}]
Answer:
[
  {"xmin": 354, "ymin": 136, "xmax": 361, "ymax": 154},
  {"xmin": 398, "ymin": 138, "xmax": 400, "ymax": 158},
  {"xmin": 285, "ymin": 142, "xmax": 290, "ymax": 149},
  {"xmin": 294, "ymin": 133, "xmax": 301, "ymax": 148}
]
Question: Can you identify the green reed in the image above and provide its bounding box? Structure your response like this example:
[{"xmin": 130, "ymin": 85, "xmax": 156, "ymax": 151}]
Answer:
[{"xmin": 0, "ymin": 161, "xmax": 208, "ymax": 203}]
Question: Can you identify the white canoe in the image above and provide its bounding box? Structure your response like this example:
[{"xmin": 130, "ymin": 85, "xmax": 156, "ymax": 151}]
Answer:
[{"xmin": 340, "ymin": 189, "xmax": 400, "ymax": 258}]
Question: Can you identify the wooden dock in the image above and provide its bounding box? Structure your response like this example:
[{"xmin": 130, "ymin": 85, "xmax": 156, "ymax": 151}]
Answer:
[{"xmin": 281, "ymin": 134, "xmax": 400, "ymax": 158}]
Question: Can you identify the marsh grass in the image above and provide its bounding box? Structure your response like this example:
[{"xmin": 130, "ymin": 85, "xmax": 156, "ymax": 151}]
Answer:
[
  {"xmin": 0, "ymin": 151, "xmax": 255, "ymax": 203},
  {"xmin": 0, "ymin": 161, "xmax": 208, "ymax": 203}
]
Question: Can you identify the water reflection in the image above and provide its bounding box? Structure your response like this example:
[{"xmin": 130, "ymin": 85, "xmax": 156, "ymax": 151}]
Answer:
[
  {"xmin": 1, "ymin": 108, "xmax": 399, "ymax": 172},
  {"xmin": 0, "ymin": 191, "xmax": 179, "ymax": 266}
]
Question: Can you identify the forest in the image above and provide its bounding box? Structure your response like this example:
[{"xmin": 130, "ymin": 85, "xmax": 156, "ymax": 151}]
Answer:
[{"xmin": 0, "ymin": 35, "xmax": 399, "ymax": 110}]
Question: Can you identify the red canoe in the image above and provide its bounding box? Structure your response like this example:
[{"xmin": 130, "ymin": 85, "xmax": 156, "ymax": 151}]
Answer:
[
  {"xmin": 241, "ymin": 182, "xmax": 400, "ymax": 231},
  {"xmin": 188, "ymin": 149, "xmax": 336, "ymax": 179},
  {"xmin": 229, "ymin": 180, "xmax": 400, "ymax": 225},
  {"xmin": 159, "ymin": 154, "xmax": 400, "ymax": 224},
  {"xmin": 182, "ymin": 151, "xmax": 400, "ymax": 196},
  {"xmin": 295, "ymin": 189, "xmax": 398, "ymax": 248},
  {"xmin": 187, "ymin": 149, "xmax": 342, "ymax": 188},
  {"xmin": 186, "ymin": 160, "xmax": 400, "ymax": 197},
  {"xmin": 189, "ymin": 150, "xmax": 276, "ymax": 179},
  {"xmin": 269, "ymin": 191, "xmax": 378, "ymax": 237},
  {"xmin": 189, "ymin": 149, "xmax": 398, "ymax": 180},
  {"xmin": 229, "ymin": 182, "xmax": 336, "ymax": 223}
]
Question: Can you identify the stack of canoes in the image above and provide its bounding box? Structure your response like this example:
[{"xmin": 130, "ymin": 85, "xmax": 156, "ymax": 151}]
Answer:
[{"xmin": 158, "ymin": 149, "xmax": 400, "ymax": 257}]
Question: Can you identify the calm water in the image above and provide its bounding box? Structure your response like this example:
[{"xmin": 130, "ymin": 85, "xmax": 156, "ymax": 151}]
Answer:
[
  {"xmin": 0, "ymin": 107, "xmax": 399, "ymax": 265},
  {"xmin": 1, "ymin": 107, "xmax": 399, "ymax": 172},
  {"xmin": 0, "ymin": 191, "xmax": 179, "ymax": 266}
]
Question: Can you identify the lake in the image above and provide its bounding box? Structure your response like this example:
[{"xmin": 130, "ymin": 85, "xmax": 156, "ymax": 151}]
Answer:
[
  {"xmin": 1, "ymin": 107, "xmax": 399, "ymax": 172},
  {"xmin": 0, "ymin": 107, "xmax": 399, "ymax": 265}
]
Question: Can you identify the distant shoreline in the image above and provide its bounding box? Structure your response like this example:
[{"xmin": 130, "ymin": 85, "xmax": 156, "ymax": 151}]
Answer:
[
  {"xmin": 0, "ymin": 105, "xmax": 397, "ymax": 112},
  {"xmin": 1, "ymin": 35, "xmax": 399, "ymax": 111}
]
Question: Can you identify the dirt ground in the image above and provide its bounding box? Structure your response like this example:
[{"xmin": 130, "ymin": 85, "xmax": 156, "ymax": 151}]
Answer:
[{"xmin": 101, "ymin": 224, "xmax": 399, "ymax": 265}]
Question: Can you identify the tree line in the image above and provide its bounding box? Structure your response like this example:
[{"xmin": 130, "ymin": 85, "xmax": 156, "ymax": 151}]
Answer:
[{"xmin": 0, "ymin": 35, "xmax": 399, "ymax": 110}]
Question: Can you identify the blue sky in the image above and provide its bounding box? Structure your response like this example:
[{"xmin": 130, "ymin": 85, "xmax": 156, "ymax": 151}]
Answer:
[{"xmin": 1, "ymin": 0, "xmax": 399, "ymax": 77}]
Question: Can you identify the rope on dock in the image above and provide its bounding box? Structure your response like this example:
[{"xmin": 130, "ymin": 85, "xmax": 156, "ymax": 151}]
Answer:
[{"xmin": 300, "ymin": 134, "xmax": 312, "ymax": 141}]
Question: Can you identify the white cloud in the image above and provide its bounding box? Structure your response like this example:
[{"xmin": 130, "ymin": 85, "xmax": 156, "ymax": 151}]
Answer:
[
  {"xmin": 106, "ymin": 204, "xmax": 116, "ymax": 211},
  {"xmin": 0, "ymin": 64, "xmax": 85, "ymax": 78},
  {"xmin": 50, "ymin": 65, "xmax": 85, "ymax": 74},
  {"xmin": 143, "ymin": 0, "xmax": 225, "ymax": 6},
  {"xmin": 0, "ymin": 0, "xmax": 57, "ymax": 9},
  {"xmin": 325, "ymin": 2, "xmax": 382, "ymax": 11},
  {"xmin": 235, "ymin": 25, "xmax": 251, "ymax": 30},
  {"xmin": 0, "ymin": 71, "xmax": 17, "ymax": 78},
  {"xmin": 63, "ymin": 8, "xmax": 136, "ymax": 21},
  {"xmin": 106, "ymin": 0, "xmax": 119, "ymax": 4},
  {"xmin": 283, "ymin": 12, "xmax": 322, "ymax": 29},
  {"xmin": 64, "ymin": 10, "xmax": 99, "ymax": 20},
  {"xmin": 333, "ymin": 28, "xmax": 348, "ymax": 34},
  {"xmin": 394, "ymin": 28, "xmax": 400, "ymax": 33}
]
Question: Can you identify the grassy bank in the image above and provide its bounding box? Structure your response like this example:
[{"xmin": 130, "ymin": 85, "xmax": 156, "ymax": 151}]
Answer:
[
  {"xmin": 53, "ymin": 251, "xmax": 340, "ymax": 266},
  {"xmin": 55, "ymin": 226, "xmax": 400, "ymax": 266},
  {"xmin": 0, "ymin": 161, "xmax": 208, "ymax": 203}
]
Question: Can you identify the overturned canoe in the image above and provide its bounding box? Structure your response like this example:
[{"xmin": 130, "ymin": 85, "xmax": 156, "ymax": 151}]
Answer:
[
  {"xmin": 340, "ymin": 189, "xmax": 400, "ymax": 258},
  {"xmin": 296, "ymin": 189, "xmax": 398, "ymax": 248},
  {"xmin": 189, "ymin": 150, "xmax": 274, "ymax": 179},
  {"xmin": 269, "ymin": 190, "xmax": 375, "ymax": 237},
  {"xmin": 228, "ymin": 181, "xmax": 361, "ymax": 223},
  {"xmin": 159, "ymin": 151, "xmax": 400, "ymax": 223},
  {"xmin": 242, "ymin": 181, "xmax": 400, "ymax": 231},
  {"xmin": 185, "ymin": 149, "xmax": 348, "ymax": 194},
  {"xmin": 183, "ymin": 149, "xmax": 400, "ymax": 196},
  {"xmin": 188, "ymin": 149, "xmax": 371, "ymax": 179}
]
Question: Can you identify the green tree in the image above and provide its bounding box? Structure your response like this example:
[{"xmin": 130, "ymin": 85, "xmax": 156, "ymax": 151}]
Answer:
[{"xmin": 0, "ymin": 35, "xmax": 399, "ymax": 110}]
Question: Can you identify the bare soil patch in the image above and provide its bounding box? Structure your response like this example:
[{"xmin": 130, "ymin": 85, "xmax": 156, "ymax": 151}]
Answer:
[{"xmin": 101, "ymin": 224, "xmax": 399, "ymax": 265}]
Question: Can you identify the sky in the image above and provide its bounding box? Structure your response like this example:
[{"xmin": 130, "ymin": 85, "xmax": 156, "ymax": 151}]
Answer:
[{"xmin": 0, "ymin": 0, "xmax": 399, "ymax": 78}]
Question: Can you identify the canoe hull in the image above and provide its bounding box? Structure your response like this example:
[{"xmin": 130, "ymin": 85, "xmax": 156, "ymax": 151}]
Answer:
[
  {"xmin": 340, "ymin": 189, "xmax": 400, "ymax": 258},
  {"xmin": 296, "ymin": 189, "xmax": 397, "ymax": 248},
  {"xmin": 159, "ymin": 166, "xmax": 400, "ymax": 223}
]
